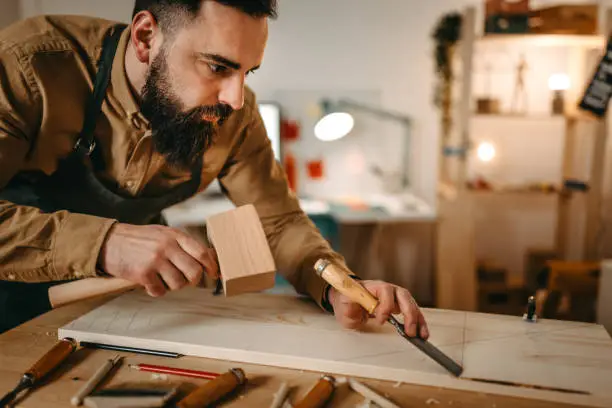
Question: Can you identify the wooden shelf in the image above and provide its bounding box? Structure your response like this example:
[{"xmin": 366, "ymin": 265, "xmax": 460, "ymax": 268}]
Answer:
[
  {"xmin": 475, "ymin": 33, "xmax": 605, "ymax": 48},
  {"xmin": 468, "ymin": 188, "xmax": 562, "ymax": 196},
  {"xmin": 471, "ymin": 113, "xmax": 566, "ymax": 121}
]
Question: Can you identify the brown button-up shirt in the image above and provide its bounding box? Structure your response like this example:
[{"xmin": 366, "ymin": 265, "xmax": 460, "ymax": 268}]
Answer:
[{"xmin": 0, "ymin": 15, "xmax": 349, "ymax": 308}]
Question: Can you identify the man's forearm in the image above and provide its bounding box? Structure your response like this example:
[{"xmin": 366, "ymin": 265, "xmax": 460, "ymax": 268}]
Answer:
[{"xmin": 0, "ymin": 200, "xmax": 116, "ymax": 282}]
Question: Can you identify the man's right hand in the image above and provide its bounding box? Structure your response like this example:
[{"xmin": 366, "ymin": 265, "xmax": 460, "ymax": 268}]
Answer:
[{"xmin": 98, "ymin": 223, "xmax": 219, "ymax": 297}]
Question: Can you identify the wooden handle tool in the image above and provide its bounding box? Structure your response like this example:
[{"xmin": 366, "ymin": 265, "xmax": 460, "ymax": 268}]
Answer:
[
  {"xmin": 293, "ymin": 375, "xmax": 335, "ymax": 408},
  {"xmin": 0, "ymin": 338, "xmax": 77, "ymax": 406},
  {"xmin": 176, "ymin": 368, "xmax": 246, "ymax": 408},
  {"xmin": 314, "ymin": 259, "xmax": 464, "ymax": 377}
]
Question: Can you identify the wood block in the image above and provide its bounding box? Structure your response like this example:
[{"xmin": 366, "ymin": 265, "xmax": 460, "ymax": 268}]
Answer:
[{"xmin": 206, "ymin": 204, "xmax": 276, "ymax": 296}]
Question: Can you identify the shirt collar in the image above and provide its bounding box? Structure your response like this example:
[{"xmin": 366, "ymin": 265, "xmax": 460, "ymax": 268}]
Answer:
[{"xmin": 110, "ymin": 25, "xmax": 151, "ymax": 130}]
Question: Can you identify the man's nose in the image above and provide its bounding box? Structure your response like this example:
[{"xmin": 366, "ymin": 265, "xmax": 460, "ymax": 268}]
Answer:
[{"xmin": 218, "ymin": 76, "xmax": 245, "ymax": 111}]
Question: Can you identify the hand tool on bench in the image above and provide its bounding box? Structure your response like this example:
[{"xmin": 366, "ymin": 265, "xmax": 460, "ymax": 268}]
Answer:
[
  {"xmin": 314, "ymin": 259, "xmax": 464, "ymax": 377},
  {"xmin": 82, "ymin": 385, "xmax": 179, "ymax": 408},
  {"xmin": 293, "ymin": 375, "xmax": 335, "ymax": 408},
  {"xmin": 176, "ymin": 368, "xmax": 247, "ymax": 408},
  {"xmin": 0, "ymin": 338, "xmax": 77, "ymax": 407},
  {"xmin": 71, "ymin": 355, "xmax": 123, "ymax": 406},
  {"xmin": 47, "ymin": 204, "xmax": 275, "ymax": 309}
]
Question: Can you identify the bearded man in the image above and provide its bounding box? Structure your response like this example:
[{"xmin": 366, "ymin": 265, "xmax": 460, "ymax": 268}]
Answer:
[{"xmin": 0, "ymin": 0, "xmax": 429, "ymax": 339}]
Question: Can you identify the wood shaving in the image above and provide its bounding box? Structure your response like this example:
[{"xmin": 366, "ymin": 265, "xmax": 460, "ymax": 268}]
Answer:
[{"xmin": 426, "ymin": 398, "xmax": 440, "ymax": 405}]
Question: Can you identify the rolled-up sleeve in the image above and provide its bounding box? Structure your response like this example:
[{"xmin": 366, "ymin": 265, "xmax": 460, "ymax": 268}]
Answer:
[{"xmin": 218, "ymin": 97, "xmax": 353, "ymax": 309}]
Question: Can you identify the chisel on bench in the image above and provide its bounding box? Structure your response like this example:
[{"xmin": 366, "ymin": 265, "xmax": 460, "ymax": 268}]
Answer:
[{"xmin": 314, "ymin": 259, "xmax": 463, "ymax": 377}]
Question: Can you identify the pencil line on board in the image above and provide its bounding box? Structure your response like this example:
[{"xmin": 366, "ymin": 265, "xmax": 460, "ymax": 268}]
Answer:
[
  {"xmin": 444, "ymin": 322, "xmax": 597, "ymax": 351},
  {"xmin": 335, "ymin": 348, "xmax": 418, "ymax": 363}
]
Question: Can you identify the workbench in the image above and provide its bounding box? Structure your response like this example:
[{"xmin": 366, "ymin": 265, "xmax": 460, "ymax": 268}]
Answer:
[{"xmin": 0, "ymin": 294, "xmax": 595, "ymax": 408}]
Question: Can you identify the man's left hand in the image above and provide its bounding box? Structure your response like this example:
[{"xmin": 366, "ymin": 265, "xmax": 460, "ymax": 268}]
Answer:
[{"xmin": 328, "ymin": 280, "xmax": 429, "ymax": 339}]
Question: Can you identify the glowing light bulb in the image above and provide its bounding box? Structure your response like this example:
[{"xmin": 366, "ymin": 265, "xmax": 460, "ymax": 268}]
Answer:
[
  {"xmin": 477, "ymin": 142, "xmax": 496, "ymax": 162},
  {"xmin": 314, "ymin": 112, "xmax": 354, "ymax": 141},
  {"xmin": 548, "ymin": 73, "xmax": 570, "ymax": 91}
]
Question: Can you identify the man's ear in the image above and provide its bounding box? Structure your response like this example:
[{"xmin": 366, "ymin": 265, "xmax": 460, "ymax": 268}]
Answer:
[{"xmin": 130, "ymin": 11, "xmax": 160, "ymax": 64}]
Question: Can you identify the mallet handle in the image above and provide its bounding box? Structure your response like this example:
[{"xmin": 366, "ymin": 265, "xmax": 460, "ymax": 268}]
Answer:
[{"xmin": 48, "ymin": 278, "xmax": 137, "ymax": 309}]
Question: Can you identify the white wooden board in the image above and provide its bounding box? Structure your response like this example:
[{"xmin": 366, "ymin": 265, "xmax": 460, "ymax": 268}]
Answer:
[{"xmin": 59, "ymin": 288, "xmax": 612, "ymax": 407}]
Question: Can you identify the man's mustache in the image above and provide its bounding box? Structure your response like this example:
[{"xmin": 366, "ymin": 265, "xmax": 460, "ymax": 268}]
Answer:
[{"xmin": 187, "ymin": 103, "xmax": 234, "ymax": 123}]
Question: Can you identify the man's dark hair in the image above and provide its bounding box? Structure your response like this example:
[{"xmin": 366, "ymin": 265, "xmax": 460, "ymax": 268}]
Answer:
[{"xmin": 132, "ymin": 0, "xmax": 277, "ymax": 29}]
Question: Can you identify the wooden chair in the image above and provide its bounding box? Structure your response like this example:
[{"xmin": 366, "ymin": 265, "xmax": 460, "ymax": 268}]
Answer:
[{"xmin": 540, "ymin": 260, "xmax": 600, "ymax": 321}]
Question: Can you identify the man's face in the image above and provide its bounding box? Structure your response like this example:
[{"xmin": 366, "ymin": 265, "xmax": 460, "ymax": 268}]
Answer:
[{"xmin": 140, "ymin": 1, "xmax": 268, "ymax": 169}]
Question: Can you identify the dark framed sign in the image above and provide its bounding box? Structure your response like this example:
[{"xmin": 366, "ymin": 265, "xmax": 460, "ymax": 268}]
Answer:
[{"xmin": 579, "ymin": 36, "xmax": 612, "ymax": 118}]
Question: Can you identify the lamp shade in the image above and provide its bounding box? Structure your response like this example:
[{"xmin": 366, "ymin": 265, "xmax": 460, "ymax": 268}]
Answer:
[
  {"xmin": 548, "ymin": 73, "xmax": 570, "ymax": 91},
  {"xmin": 314, "ymin": 112, "xmax": 354, "ymax": 141}
]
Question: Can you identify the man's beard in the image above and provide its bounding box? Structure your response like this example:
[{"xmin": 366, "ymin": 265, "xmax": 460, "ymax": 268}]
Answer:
[{"xmin": 140, "ymin": 49, "xmax": 233, "ymax": 169}]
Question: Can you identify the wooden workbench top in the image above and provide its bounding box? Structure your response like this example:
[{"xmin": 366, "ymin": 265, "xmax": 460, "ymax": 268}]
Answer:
[{"xmin": 0, "ymin": 295, "xmax": 590, "ymax": 408}]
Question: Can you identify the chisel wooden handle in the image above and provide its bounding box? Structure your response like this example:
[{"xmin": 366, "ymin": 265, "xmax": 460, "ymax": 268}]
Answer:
[
  {"xmin": 177, "ymin": 368, "xmax": 246, "ymax": 408},
  {"xmin": 314, "ymin": 259, "xmax": 379, "ymax": 314},
  {"xmin": 48, "ymin": 278, "xmax": 138, "ymax": 309},
  {"xmin": 293, "ymin": 375, "xmax": 335, "ymax": 408},
  {"xmin": 26, "ymin": 338, "xmax": 77, "ymax": 381}
]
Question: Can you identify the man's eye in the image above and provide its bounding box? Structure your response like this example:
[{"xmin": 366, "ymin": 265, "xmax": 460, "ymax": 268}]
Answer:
[{"xmin": 208, "ymin": 63, "xmax": 227, "ymax": 74}]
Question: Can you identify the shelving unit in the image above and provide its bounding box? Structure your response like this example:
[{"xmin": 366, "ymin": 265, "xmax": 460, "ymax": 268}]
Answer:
[{"xmin": 435, "ymin": 6, "xmax": 610, "ymax": 312}]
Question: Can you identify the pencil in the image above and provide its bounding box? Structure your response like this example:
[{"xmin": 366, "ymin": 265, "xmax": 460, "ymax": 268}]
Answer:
[
  {"xmin": 129, "ymin": 363, "xmax": 220, "ymax": 380},
  {"xmin": 71, "ymin": 355, "xmax": 122, "ymax": 406}
]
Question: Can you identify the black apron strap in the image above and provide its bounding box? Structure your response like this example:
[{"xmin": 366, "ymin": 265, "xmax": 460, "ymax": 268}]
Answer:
[{"xmin": 74, "ymin": 24, "xmax": 127, "ymax": 161}]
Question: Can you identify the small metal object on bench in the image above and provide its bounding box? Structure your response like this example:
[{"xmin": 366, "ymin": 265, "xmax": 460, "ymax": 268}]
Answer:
[{"xmin": 523, "ymin": 295, "xmax": 537, "ymax": 323}]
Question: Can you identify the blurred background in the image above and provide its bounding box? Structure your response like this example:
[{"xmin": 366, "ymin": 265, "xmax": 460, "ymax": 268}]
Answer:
[{"xmin": 3, "ymin": 0, "xmax": 612, "ymax": 333}]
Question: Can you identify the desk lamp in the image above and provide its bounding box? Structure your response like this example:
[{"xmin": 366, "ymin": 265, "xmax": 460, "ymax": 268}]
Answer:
[{"xmin": 314, "ymin": 99, "xmax": 413, "ymax": 191}]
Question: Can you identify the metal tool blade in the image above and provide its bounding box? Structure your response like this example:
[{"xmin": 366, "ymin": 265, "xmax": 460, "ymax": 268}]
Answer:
[
  {"xmin": 388, "ymin": 316, "xmax": 463, "ymax": 377},
  {"xmin": 0, "ymin": 376, "xmax": 33, "ymax": 408}
]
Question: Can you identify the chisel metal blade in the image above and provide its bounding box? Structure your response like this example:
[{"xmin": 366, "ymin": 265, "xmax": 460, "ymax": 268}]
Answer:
[{"xmin": 388, "ymin": 316, "xmax": 463, "ymax": 377}]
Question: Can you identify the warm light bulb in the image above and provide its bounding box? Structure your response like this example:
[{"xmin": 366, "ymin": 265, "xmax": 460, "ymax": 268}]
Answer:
[
  {"xmin": 477, "ymin": 142, "xmax": 496, "ymax": 162},
  {"xmin": 314, "ymin": 112, "xmax": 354, "ymax": 141},
  {"xmin": 548, "ymin": 73, "xmax": 570, "ymax": 91}
]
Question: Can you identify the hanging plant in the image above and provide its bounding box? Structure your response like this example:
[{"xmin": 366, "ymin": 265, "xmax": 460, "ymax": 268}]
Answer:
[{"xmin": 432, "ymin": 12, "xmax": 463, "ymax": 108}]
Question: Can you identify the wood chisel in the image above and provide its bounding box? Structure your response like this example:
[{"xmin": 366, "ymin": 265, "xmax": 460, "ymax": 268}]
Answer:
[
  {"xmin": 176, "ymin": 367, "xmax": 246, "ymax": 408},
  {"xmin": 0, "ymin": 337, "xmax": 77, "ymax": 407},
  {"xmin": 293, "ymin": 375, "xmax": 335, "ymax": 408},
  {"xmin": 314, "ymin": 259, "xmax": 463, "ymax": 377}
]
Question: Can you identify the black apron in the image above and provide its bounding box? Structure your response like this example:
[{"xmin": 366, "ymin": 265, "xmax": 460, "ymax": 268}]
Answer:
[{"xmin": 0, "ymin": 24, "xmax": 203, "ymax": 333}]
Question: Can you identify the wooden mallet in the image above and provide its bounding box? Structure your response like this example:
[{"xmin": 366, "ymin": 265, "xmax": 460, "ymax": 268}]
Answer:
[{"xmin": 47, "ymin": 204, "xmax": 276, "ymax": 308}]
